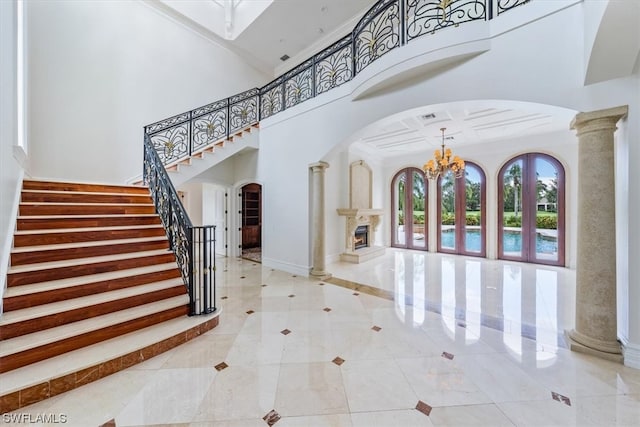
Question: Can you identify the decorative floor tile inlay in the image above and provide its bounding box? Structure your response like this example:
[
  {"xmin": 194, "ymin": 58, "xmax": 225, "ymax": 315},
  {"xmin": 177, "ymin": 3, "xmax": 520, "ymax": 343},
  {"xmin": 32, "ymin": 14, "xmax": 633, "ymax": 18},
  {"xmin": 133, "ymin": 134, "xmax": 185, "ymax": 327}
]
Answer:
[
  {"xmin": 221, "ymin": 296, "xmax": 228, "ymax": 300},
  {"xmin": 281, "ymin": 329, "xmax": 291, "ymax": 335},
  {"xmin": 246, "ymin": 310, "xmax": 255, "ymax": 315},
  {"xmin": 214, "ymin": 362, "xmax": 228, "ymax": 371},
  {"xmin": 262, "ymin": 284, "xmax": 268, "ymax": 287},
  {"xmin": 552, "ymin": 391, "xmax": 572, "ymax": 406},
  {"xmin": 371, "ymin": 326, "xmax": 382, "ymax": 332},
  {"xmin": 318, "ymin": 282, "xmax": 325, "ymax": 286},
  {"xmin": 415, "ymin": 400, "xmax": 433, "ymax": 416},
  {"xmin": 332, "ymin": 356, "xmax": 345, "ymax": 366},
  {"xmin": 457, "ymin": 321, "xmax": 467, "ymax": 328},
  {"xmin": 323, "ymin": 307, "xmax": 332, "ymax": 312},
  {"xmin": 441, "ymin": 351, "xmax": 454, "ymax": 360},
  {"xmin": 353, "ymin": 292, "xmax": 360, "ymax": 296},
  {"xmin": 263, "ymin": 409, "xmax": 281, "ymax": 426},
  {"xmin": 99, "ymin": 420, "xmax": 116, "ymax": 427},
  {"xmin": 240, "ymin": 276, "xmax": 246, "ymax": 279},
  {"xmin": 288, "ymin": 294, "xmax": 295, "ymax": 298}
]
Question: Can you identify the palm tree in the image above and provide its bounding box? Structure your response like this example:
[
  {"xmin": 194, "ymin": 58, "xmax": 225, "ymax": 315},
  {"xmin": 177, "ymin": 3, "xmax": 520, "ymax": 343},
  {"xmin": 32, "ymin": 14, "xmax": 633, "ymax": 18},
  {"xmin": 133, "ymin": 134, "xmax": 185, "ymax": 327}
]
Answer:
[{"xmin": 504, "ymin": 163, "xmax": 522, "ymax": 217}]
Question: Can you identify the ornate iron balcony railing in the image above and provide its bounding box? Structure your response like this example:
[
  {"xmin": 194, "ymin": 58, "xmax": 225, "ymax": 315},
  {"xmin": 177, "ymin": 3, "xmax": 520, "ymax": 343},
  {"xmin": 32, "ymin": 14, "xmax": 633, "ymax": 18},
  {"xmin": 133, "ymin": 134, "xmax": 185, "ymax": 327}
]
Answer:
[{"xmin": 145, "ymin": 0, "xmax": 531, "ymax": 167}]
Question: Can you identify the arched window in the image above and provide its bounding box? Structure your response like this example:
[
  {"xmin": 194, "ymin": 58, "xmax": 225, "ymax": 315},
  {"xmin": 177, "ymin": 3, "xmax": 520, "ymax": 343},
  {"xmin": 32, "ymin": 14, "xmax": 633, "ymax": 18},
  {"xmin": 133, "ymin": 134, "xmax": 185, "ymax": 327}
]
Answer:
[
  {"xmin": 437, "ymin": 162, "xmax": 486, "ymax": 257},
  {"xmin": 498, "ymin": 153, "xmax": 565, "ymax": 265},
  {"xmin": 391, "ymin": 167, "xmax": 427, "ymax": 250}
]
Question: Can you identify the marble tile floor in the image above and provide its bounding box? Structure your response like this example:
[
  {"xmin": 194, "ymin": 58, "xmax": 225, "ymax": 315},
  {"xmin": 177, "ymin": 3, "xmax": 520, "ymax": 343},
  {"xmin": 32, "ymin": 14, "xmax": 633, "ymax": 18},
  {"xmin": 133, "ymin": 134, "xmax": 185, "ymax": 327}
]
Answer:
[{"xmin": 6, "ymin": 249, "xmax": 640, "ymax": 426}]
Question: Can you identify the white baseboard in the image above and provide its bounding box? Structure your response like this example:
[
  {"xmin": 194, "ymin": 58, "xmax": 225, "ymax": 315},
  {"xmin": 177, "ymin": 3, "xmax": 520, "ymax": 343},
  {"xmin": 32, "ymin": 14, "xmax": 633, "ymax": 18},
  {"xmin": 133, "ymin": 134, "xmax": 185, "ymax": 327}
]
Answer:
[
  {"xmin": 261, "ymin": 257, "xmax": 311, "ymax": 277},
  {"xmin": 1, "ymin": 169, "xmax": 25, "ymax": 309},
  {"xmin": 623, "ymin": 341, "xmax": 640, "ymax": 370}
]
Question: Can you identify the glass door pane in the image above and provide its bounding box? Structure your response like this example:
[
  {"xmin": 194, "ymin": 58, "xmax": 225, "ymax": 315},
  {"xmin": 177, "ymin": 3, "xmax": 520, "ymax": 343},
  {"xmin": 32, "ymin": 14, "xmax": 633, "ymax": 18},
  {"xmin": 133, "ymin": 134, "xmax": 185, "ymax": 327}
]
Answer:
[
  {"xmin": 440, "ymin": 171, "xmax": 456, "ymax": 251},
  {"xmin": 502, "ymin": 159, "xmax": 523, "ymax": 258},
  {"xmin": 463, "ymin": 165, "xmax": 482, "ymax": 254},
  {"xmin": 393, "ymin": 172, "xmax": 406, "ymax": 246},
  {"xmin": 412, "ymin": 171, "xmax": 426, "ymax": 249},
  {"xmin": 534, "ymin": 157, "xmax": 559, "ymax": 262}
]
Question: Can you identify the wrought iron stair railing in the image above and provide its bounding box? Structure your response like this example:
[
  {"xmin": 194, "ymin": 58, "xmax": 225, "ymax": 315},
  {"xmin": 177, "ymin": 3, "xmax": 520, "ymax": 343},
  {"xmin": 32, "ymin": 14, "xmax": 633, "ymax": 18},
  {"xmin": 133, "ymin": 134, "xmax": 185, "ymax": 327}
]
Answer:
[{"xmin": 143, "ymin": 134, "xmax": 216, "ymax": 316}]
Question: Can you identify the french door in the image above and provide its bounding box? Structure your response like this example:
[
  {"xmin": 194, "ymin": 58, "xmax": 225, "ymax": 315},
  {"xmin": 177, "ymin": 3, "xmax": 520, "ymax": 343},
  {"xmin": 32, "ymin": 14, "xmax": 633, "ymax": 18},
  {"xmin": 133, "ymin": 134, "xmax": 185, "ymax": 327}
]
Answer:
[
  {"xmin": 498, "ymin": 153, "xmax": 565, "ymax": 265},
  {"xmin": 437, "ymin": 162, "xmax": 486, "ymax": 256},
  {"xmin": 391, "ymin": 167, "xmax": 427, "ymax": 250}
]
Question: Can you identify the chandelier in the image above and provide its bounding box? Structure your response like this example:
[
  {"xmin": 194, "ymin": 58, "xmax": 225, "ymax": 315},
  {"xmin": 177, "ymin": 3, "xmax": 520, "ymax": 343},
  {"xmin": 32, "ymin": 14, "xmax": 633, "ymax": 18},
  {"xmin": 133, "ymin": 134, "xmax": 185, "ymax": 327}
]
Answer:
[{"xmin": 423, "ymin": 127, "xmax": 465, "ymax": 180}]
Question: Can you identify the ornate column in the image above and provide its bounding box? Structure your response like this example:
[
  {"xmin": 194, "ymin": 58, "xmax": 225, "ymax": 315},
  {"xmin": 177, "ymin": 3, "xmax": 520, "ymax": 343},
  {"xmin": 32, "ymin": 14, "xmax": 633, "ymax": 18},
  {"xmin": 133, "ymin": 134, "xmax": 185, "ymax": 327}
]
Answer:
[
  {"xmin": 310, "ymin": 162, "xmax": 330, "ymax": 278},
  {"xmin": 567, "ymin": 105, "xmax": 627, "ymax": 362}
]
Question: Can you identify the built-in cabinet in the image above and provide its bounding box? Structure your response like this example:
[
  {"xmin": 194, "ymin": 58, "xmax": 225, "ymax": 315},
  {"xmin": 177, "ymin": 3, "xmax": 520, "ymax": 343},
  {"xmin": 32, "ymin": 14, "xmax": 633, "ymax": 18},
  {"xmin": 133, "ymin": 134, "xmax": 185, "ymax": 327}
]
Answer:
[{"xmin": 241, "ymin": 183, "xmax": 261, "ymax": 248}]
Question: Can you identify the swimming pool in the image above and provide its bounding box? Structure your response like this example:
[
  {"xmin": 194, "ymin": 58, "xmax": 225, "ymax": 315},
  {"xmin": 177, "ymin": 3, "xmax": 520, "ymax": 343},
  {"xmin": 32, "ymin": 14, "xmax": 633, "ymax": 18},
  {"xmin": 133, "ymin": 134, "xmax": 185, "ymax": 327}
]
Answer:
[{"xmin": 441, "ymin": 229, "xmax": 557, "ymax": 253}]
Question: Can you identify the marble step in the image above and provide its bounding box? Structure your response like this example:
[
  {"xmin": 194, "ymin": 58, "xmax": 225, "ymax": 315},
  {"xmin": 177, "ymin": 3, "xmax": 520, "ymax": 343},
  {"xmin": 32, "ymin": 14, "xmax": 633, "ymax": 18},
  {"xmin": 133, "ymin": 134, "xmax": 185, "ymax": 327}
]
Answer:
[
  {"xmin": 0, "ymin": 310, "xmax": 220, "ymax": 412},
  {"xmin": 0, "ymin": 295, "xmax": 190, "ymax": 373}
]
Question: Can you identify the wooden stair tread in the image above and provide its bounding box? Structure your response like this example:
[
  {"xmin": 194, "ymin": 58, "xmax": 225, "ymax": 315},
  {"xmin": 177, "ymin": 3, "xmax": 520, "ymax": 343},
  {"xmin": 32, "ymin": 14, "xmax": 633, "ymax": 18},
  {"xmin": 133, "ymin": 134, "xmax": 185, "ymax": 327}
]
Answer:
[
  {"xmin": 0, "ymin": 295, "xmax": 188, "ymax": 357},
  {"xmin": 18, "ymin": 214, "xmax": 159, "ymax": 219},
  {"xmin": 0, "ymin": 312, "xmax": 220, "ymax": 396},
  {"xmin": 22, "ymin": 180, "xmax": 151, "ymax": 194},
  {"xmin": 0, "ymin": 278, "xmax": 184, "ymax": 326},
  {"xmin": 14, "ymin": 224, "xmax": 164, "ymax": 235},
  {"xmin": 4, "ymin": 263, "xmax": 180, "ymax": 297},
  {"xmin": 11, "ymin": 236, "xmax": 169, "ymax": 253},
  {"xmin": 19, "ymin": 202, "xmax": 155, "ymax": 207},
  {"xmin": 7, "ymin": 249, "xmax": 172, "ymax": 274}
]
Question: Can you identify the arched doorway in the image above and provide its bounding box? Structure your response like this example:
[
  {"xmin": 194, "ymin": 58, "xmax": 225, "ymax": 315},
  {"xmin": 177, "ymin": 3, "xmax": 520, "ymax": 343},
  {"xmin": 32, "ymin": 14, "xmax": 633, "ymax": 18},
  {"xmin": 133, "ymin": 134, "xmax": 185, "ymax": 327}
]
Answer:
[
  {"xmin": 437, "ymin": 162, "xmax": 486, "ymax": 256},
  {"xmin": 498, "ymin": 153, "xmax": 565, "ymax": 265},
  {"xmin": 241, "ymin": 183, "xmax": 262, "ymax": 262},
  {"xmin": 391, "ymin": 167, "xmax": 427, "ymax": 250}
]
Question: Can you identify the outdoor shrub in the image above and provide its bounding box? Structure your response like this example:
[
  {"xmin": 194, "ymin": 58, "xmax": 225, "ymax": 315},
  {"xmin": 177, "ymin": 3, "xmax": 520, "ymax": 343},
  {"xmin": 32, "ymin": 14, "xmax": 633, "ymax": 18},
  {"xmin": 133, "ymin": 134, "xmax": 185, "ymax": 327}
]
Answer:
[
  {"xmin": 465, "ymin": 215, "xmax": 480, "ymax": 226},
  {"xmin": 504, "ymin": 215, "xmax": 522, "ymax": 227},
  {"xmin": 442, "ymin": 213, "xmax": 455, "ymax": 225},
  {"xmin": 413, "ymin": 213, "xmax": 425, "ymax": 224},
  {"xmin": 398, "ymin": 213, "xmax": 404, "ymax": 225},
  {"xmin": 536, "ymin": 215, "xmax": 557, "ymax": 229}
]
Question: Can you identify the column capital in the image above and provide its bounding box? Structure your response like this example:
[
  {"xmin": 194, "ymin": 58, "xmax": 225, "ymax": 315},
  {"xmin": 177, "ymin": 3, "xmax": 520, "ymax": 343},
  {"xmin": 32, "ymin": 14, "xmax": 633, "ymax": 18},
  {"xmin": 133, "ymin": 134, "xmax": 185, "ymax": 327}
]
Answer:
[
  {"xmin": 570, "ymin": 105, "xmax": 628, "ymax": 135},
  {"xmin": 309, "ymin": 161, "xmax": 330, "ymax": 172}
]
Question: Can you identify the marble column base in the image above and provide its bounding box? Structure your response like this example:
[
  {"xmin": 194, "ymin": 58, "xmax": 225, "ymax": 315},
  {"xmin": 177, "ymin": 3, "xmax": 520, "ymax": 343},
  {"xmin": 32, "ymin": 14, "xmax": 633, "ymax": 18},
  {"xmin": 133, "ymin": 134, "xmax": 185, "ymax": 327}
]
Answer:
[
  {"xmin": 310, "ymin": 270, "xmax": 332, "ymax": 280},
  {"xmin": 565, "ymin": 329, "xmax": 623, "ymax": 363}
]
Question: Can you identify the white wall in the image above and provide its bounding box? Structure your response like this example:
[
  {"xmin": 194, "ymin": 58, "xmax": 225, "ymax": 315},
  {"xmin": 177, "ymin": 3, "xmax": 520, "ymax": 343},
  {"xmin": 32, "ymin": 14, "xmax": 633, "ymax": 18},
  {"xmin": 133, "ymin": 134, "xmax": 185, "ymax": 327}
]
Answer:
[
  {"xmin": 0, "ymin": 0, "xmax": 27, "ymax": 303},
  {"xmin": 26, "ymin": 0, "xmax": 268, "ymax": 185}
]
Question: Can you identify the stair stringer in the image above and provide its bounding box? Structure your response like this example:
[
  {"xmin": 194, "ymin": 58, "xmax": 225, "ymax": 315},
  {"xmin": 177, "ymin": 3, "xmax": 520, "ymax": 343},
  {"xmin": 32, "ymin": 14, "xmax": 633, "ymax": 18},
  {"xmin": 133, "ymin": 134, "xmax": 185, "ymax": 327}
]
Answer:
[{"xmin": 167, "ymin": 128, "xmax": 259, "ymax": 188}]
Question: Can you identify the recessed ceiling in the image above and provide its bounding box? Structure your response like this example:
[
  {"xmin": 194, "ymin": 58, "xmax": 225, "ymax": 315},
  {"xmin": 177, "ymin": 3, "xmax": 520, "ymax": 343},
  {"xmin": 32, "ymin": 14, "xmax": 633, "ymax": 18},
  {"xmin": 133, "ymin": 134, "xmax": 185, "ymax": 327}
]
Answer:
[{"xmin": 352, "ymin": 101, "xmax": 576, "ymax": 158}]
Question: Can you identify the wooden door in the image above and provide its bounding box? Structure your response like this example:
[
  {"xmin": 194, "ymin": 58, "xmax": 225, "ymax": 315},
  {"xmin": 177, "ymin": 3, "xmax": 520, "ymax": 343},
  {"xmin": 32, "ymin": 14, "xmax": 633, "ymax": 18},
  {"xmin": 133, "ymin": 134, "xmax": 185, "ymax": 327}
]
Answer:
[{"xmin": 241, "ymin": 183, "xmax": 261, "ymax": 249}]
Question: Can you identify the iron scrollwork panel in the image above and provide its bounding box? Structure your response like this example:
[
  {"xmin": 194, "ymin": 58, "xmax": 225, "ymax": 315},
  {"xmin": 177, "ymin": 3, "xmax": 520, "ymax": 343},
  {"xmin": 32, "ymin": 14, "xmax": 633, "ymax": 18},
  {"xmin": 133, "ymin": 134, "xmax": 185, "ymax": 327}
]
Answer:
[
  {"xmin": 229, "ymin": 96, "xmax": 258, "ymax": 133},
  {"xmin": 284, "ymin": 66, "xmax": 313, "ymax": 109},
  {"xmin": 315, "ymin": 36, "xmax": 353, "ymax": 95},
  {"xmin": 260, "ymin": 80, "xmax": 284, "ymax": 120},
  {"xmin": 149, "ymin": 123, "xmax": 190, "ymax": 165},
  {"xmin": 406, "ymin": 0, "xmax": 487, "ymax": 40},
  {"xmin": 354, "ymin": 0, "xmax": 401, "ymax": 73},
  {"xmin": 192, "ymin": 109, "xmax": 228, "ymax": 152},
  {"xmin": 497, "ymin": 0, "xmax": 530, "ymax": 15}
]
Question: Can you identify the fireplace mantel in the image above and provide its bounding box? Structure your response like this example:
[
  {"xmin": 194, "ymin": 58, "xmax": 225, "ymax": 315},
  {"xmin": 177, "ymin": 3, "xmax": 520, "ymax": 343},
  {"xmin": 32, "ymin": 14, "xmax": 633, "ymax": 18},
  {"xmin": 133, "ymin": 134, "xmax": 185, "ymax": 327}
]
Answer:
[{"xmin": 337, "ymin": 208, "xmax": 384, "ymax": 263}]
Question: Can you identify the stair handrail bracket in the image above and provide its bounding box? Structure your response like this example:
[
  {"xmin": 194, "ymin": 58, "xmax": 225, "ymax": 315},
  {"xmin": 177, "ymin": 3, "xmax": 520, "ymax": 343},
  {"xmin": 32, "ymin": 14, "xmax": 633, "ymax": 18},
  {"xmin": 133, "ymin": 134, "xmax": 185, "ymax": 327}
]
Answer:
[{"xmin": 143, "ymin": 134, "xmax": 217, "ymax": 315}]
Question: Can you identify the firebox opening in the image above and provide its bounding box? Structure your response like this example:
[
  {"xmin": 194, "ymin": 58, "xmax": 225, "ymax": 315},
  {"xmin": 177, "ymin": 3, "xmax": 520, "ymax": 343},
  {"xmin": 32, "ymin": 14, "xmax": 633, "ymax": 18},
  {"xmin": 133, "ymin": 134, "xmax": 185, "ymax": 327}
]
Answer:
[{"xmin": 354, "ymin": 225, "xmax": 368, "ymax": 250}]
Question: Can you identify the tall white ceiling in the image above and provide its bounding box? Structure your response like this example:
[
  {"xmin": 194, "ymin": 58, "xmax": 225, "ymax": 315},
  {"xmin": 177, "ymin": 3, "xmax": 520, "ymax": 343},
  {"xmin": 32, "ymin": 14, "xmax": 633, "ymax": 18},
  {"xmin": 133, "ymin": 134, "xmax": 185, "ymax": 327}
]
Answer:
[{"xmin": 155, "ymin": 0, "xmax": 376, "ymax": 75}]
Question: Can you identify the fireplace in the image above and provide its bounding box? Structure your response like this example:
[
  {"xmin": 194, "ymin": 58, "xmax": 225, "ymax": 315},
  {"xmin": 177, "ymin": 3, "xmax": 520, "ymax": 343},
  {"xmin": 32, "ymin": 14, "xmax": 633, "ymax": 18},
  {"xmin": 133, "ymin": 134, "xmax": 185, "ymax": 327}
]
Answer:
[{"xmin": 354, "ymin": 225, "xmax": 368, "ymax": 250}]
